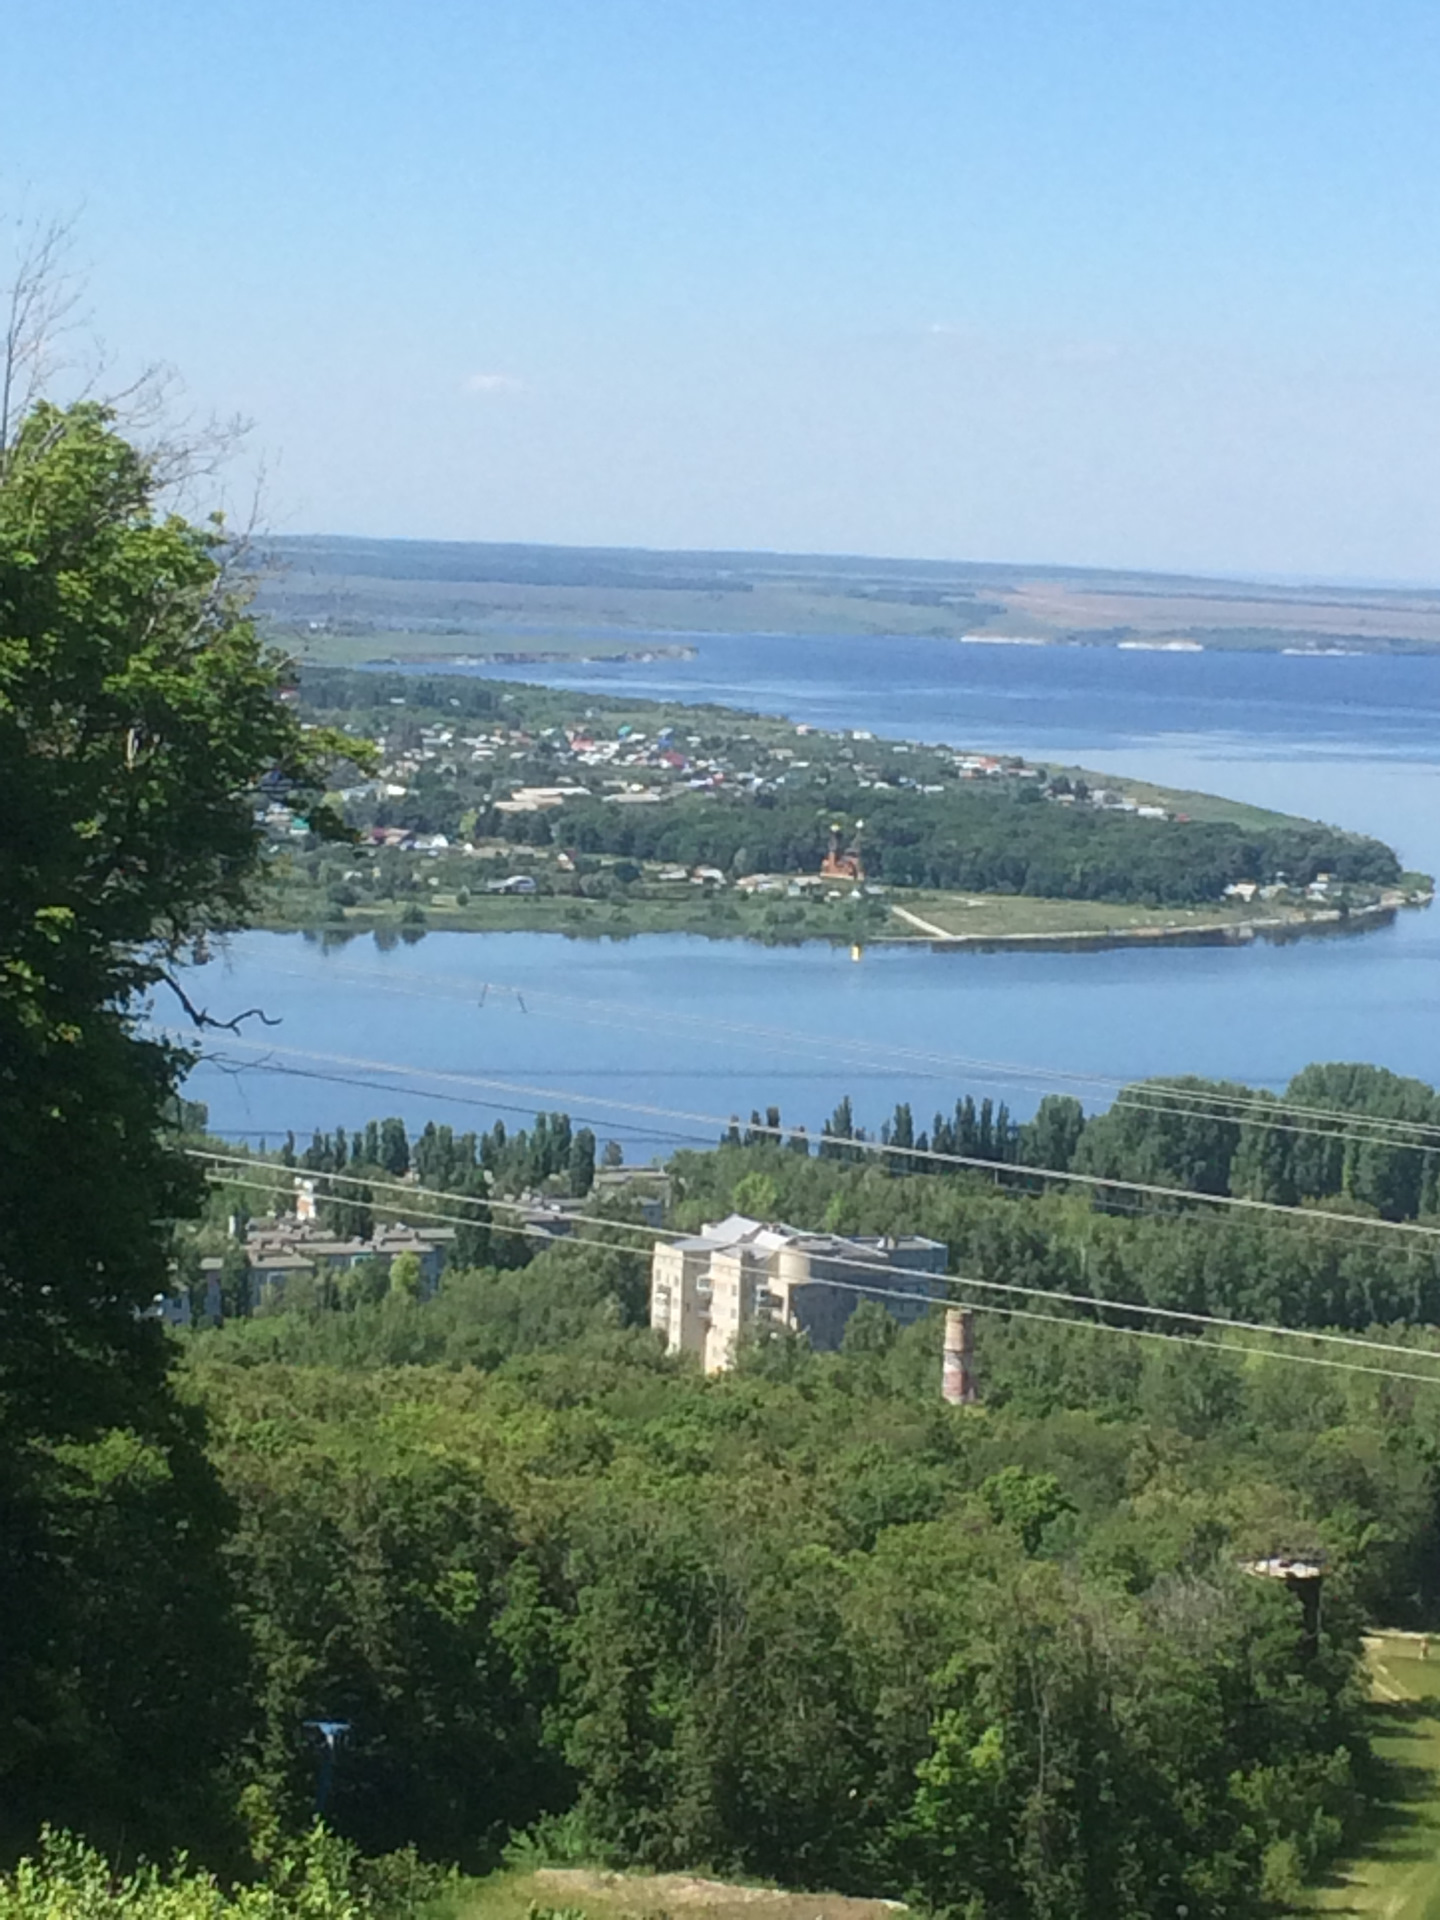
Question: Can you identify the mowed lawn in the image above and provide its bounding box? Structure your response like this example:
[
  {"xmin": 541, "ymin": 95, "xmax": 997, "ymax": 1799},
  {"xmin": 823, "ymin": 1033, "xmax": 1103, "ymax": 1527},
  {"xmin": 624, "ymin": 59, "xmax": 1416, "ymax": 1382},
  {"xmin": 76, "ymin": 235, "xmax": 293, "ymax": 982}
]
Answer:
[{"xmin": 1309, "ymin": 1633, "xmax": 1440, "ymax": 1917}]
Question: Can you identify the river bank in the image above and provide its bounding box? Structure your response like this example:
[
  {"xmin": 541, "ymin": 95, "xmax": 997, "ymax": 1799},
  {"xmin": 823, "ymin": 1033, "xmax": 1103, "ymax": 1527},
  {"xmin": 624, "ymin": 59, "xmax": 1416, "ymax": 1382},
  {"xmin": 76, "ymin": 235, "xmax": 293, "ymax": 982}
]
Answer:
[{"xmin": 251, "ymin": 883, "xmax": 1432, "ymax": 952}]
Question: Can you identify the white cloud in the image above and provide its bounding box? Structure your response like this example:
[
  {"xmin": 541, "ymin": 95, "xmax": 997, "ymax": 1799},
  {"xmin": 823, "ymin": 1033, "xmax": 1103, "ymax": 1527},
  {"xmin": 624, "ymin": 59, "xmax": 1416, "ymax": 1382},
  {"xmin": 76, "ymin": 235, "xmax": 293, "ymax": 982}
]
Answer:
[{"xmin": 462, "ymin": 372, "xmax": 522, "ymax": 395}]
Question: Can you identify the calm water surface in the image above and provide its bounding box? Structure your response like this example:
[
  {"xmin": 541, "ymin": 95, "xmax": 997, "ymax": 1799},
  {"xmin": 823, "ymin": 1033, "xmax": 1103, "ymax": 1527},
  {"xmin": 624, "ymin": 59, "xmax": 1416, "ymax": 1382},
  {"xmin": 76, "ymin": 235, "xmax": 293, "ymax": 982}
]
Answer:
[{"xmin": 183, "ymin": 640, "xmax": 1440, "ymax": 1149}]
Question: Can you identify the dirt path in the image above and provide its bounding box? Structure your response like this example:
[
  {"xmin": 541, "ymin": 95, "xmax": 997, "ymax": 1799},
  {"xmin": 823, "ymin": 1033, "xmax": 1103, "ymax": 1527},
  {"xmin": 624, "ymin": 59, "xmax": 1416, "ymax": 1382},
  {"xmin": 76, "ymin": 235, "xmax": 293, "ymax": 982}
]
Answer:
[{"xmin": 889, "ymin": 904, "xmax": 961, "ymax": 939}]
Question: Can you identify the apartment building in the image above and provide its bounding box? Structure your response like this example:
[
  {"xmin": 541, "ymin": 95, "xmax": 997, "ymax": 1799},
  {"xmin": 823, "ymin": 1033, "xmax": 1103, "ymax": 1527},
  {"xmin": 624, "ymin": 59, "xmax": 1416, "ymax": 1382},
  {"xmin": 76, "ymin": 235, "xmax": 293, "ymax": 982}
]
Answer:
[{"xmin": 650, "ymin": 1212, "xmax": 947, "ymax": 1372}]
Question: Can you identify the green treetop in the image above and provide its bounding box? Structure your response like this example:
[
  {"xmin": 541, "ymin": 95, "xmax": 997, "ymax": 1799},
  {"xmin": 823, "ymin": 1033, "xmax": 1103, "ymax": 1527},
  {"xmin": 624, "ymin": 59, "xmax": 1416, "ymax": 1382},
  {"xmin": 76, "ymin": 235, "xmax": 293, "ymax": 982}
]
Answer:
[{"xmin": 0, "ymin": 401, "xmax": 352, "ymax": 1394}]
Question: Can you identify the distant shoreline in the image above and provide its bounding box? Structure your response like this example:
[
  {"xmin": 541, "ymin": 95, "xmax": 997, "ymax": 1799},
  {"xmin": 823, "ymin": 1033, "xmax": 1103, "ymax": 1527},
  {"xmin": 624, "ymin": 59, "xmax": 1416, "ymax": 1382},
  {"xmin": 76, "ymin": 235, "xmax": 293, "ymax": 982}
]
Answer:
[
  {"xmin": 875, "ymin": 898, "xmax": 1419, "ymax": 954},
  {"xmin": 254, "ymin": 894, "xmax": 1432, "ymax": 955},
  {"xmin": 367, "ymin": 643, "xmax": 700, "ymax": 667},
  {"xmin": 358, "ymin": 632, "xmax": 1440, "ymax": 660},
  {"xmin": 261, "ymin": 533, "xmax": 1440, "ymax": 658}
]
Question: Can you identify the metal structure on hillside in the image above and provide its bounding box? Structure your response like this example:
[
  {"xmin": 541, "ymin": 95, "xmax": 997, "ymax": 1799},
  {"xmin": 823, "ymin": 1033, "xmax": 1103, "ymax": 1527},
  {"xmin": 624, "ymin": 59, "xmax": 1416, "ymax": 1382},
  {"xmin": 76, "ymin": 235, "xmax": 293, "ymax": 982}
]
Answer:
[{"xmin": 1243, "ymin": 1554, "xmax": 1326, "ymax": 1650}]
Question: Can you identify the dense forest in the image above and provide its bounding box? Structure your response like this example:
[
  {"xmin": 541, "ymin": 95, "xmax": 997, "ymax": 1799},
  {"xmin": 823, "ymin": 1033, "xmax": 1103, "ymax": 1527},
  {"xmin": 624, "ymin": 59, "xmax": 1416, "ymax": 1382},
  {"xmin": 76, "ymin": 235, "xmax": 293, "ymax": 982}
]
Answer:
[
  {"xmin": 548, "ymin": 784, "xmax": 1399, "ymax": 902},
  {"xmin": 807, "ymin": 1059, "xmax": 1440, "ymax": 1228},
  {"xmin": 170, "ymin": 1294, "xmax": 1395, "ymax": 1917},
  {"xmin": 150, "ymin": 1057, "xmax": 1440, "ymax": 1917}
]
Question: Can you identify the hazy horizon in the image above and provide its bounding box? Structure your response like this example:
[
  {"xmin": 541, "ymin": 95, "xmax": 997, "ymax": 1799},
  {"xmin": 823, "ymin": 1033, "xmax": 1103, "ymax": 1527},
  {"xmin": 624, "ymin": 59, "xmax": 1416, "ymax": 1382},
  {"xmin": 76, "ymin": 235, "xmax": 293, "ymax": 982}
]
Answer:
[{"xmin": 268, "ymin": 528, "xmax": 1440, "ymax": 600}]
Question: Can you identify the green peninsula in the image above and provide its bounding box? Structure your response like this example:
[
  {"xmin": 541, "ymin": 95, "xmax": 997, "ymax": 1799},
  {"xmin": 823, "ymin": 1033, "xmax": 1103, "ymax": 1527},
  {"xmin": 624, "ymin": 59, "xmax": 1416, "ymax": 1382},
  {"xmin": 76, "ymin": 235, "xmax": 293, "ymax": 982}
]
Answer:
[{"xmin": 256, "ymin": 667, "xmax": 1432, "ymax": 948}]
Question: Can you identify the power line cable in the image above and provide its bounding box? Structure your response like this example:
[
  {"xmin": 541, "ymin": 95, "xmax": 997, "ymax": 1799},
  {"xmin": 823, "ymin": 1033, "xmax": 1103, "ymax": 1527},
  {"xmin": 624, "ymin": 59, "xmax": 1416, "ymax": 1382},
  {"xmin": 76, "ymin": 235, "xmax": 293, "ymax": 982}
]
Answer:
[
  {"xmin": 238, "ymin": 957, "xmax": 1440, "ymax": 1154},
  {"xmin": 241, "ymin": 959, "xmax": 1440, "ymax": 1154},
  {"xmin": 184, "ymin": 1047, "xmax": 1440, "ymax": 1272},
  {"xmin": 168, "ymin": 1028, "xmax": 1440, "ymax": 1249},
  {"xmin": 189, "ymin": 1148, "xmax": 1440, "ymax": 1370},
  {"xmin": 195, "ymin": 1166, "xmax": 1440, "ymax": 1391}
]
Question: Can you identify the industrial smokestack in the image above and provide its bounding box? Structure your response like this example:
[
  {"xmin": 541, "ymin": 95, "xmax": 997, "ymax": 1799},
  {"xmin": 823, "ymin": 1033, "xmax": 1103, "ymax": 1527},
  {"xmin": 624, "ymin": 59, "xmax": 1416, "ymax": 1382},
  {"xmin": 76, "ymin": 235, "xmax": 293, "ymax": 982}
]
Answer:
[{"xmin": 942, "ymin": 1306, "xmax": 977, "ymax": 1405}]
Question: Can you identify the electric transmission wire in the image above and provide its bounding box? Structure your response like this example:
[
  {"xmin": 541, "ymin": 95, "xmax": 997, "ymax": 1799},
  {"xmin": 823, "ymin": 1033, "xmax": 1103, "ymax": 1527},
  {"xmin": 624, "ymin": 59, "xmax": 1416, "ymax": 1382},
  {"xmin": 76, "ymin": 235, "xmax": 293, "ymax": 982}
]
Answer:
[
  {"xmin": 189, "ymin": 1148, "xmax": 1440, "ymax": 1372},
  {"xmin": 237, "ymin": 958, "xmax": 1440, "ymax": 1155},
  {"xmin": 183, "ymin": 1048, "xmax": 1440, "ymax": 1274},
  {"xmin": 167, "ymin": 1027, "xmax": 1440, "ymax": 1249},
  {"xmin": 195, "ymin": 1165, "xmax": 1440, "ymax": 1392}
]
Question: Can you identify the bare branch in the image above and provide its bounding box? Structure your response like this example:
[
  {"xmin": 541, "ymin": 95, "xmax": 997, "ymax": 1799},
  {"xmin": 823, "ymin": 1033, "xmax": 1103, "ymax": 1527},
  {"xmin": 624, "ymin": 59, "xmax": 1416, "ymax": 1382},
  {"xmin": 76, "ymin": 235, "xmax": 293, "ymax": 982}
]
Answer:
[
  {"xmin": 158, "ymin": 971, "xmax": 282, "ymax": 1035},
  {"xmin": 0, "ymin": 203, "xmax": 261, "ymax": 513},
  {"xmin": 0, "ymin": 207, "xmax": 87, "ymax": 462}
]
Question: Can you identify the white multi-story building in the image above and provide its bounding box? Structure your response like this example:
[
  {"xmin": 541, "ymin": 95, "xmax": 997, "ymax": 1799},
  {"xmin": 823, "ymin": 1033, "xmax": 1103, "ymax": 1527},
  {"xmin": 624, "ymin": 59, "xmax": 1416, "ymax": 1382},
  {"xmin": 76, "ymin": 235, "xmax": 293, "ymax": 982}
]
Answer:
[{"xmin": 650, "ymin": 1212, "xmax": 947, "ymax": 1372}]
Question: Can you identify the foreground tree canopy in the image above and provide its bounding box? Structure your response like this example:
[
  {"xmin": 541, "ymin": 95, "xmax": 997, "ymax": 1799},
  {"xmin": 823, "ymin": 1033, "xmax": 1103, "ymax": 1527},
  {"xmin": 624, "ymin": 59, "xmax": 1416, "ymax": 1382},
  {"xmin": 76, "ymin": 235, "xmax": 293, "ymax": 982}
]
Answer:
[
  {"xmin": 0, "ymin": 400, "xmax": 345, "ymax": 1400},
  {"xmin": 0, "ymin": 401, "xmax": 347, "ymax": 1853}
]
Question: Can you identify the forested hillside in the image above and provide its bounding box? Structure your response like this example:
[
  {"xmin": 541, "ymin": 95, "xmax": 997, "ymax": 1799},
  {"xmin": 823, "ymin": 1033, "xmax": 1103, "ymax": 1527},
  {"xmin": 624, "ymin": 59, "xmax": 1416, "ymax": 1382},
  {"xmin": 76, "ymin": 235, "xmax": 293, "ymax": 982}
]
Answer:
[
  {"xmin": 165, "ymin": 1055, "xmax": 1440, "ymax": 1914},
  {"xmin": 174, "ymin": 1306, "xmax": 1392, "ymax": 1915}
]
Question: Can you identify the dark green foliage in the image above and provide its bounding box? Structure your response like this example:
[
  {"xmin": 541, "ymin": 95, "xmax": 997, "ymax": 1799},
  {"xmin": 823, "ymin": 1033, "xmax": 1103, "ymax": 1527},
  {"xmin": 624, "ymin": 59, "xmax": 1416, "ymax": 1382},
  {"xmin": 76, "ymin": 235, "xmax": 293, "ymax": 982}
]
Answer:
[
  {"xmin": 220, "ymin": 1410, "xmax": 561, "ymax": 1862},
  {"xmin": 1067, "ymin": 1064, "xmax": 1440, "ymax": 1222},
  {"xmin": 533, "ymin": 782, "xmax": 1398, "ymax": 906},
  {"xmin": 0, "ymin": 1392, "xmax": 250, "ymax": 1866},
  {"xmin": 1235, "ymin": 1063, "xmax": 1440, "ymax": 1220},
  {"xmin": 181, "ymin": 1304, "xmax": 1404, "ymax": 1910},
  {"xmin": 979, "ymin": 1464, "xmax": 1075, "ymax": 1552},
  {"xmin": 1022, "ymin": 1094, "xmax": 1087, "ymax": 1170},
  {"xmin": 1076, "ymin": 1076, "xmax": 1251, "ymax": 1194},
  {"xmin": 569, "ymin": 1128, "xmax": 597, "ymax": 1198},
  {"xmin": 0, "ymin": 403, "xmax": 351, "ymax": 1863},
  {"xmin": 379, "ymin": 1118, "xmax": 411, "ymax": 1176}
]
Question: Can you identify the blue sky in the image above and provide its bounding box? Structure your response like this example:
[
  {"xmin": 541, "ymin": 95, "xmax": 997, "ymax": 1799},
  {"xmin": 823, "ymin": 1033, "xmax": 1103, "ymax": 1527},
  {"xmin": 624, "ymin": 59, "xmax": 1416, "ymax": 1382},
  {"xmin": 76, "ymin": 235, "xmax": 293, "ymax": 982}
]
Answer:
[{"xmin": 7, "ymin": 0, "xmax": 1440, "ymax": 577}]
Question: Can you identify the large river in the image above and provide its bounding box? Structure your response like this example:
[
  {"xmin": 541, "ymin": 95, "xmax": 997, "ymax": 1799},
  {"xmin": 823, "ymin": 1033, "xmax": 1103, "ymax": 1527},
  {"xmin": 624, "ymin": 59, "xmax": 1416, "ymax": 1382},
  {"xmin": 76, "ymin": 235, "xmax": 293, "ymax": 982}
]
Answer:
[{"xmin": 182, "ymin": 638, "xmax": 1440, "ymax": 1156}]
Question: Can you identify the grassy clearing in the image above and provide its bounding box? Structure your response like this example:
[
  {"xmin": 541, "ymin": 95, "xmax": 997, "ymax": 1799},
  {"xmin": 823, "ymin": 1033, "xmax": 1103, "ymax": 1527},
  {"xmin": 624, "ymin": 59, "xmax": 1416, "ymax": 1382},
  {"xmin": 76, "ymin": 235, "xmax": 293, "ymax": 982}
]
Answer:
[
  {"xmin": 1037, "ymin": 767, "xmax": 1299, "ymax": 831},
  {"xmin": 256, "ymin": 881, "xmax": 1373, "ymax": 950},
  {"xmin": 892, "ymin": 889, "xmax": 1293, "ymax": 941},
  {"xmin": 264, "ymin": 581, "xmax": 996, "ymax": 656},
  {"xmin": 438, "ymin": 1866, "xmax": 903, "ymax": 1920},
  {"xmin": 1307, "ymin": 1633, "xmax": 1440, "ymax": 1918}
]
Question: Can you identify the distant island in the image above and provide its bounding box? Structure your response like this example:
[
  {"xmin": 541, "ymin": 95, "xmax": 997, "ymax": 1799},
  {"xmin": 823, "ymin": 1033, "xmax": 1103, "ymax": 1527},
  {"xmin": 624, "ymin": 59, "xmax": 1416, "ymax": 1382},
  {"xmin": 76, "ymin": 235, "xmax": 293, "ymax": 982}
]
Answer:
[
  {"xmin": 373, "ymin": 641, "xmax": 699, "ymax": 667},
  {"xmin": 256, "ymin": 532, "xmax": 1440, "ymax": 662},
  {"xmin": 252, "ymin": 667, "xmax": 1433, "ymax": 950}
]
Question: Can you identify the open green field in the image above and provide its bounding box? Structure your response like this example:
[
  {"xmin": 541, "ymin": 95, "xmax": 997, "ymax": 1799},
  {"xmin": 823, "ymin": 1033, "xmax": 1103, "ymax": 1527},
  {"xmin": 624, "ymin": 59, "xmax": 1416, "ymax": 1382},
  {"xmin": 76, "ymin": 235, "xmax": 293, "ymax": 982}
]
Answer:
[
  {"xmin": 1042, "ymin": 767, "xmax": 1310, "ymax": 832},
  {"xmin": 259, "ymin": 534, "xmax": 1440, "ymax": 654},
  {"xmin": 1308, "ymin": 1634, "xmax": 1440, "ymax": 1918},
  {"xmin": 893, "ymin": 888, "xmax": 1300, "ymax": 942}
]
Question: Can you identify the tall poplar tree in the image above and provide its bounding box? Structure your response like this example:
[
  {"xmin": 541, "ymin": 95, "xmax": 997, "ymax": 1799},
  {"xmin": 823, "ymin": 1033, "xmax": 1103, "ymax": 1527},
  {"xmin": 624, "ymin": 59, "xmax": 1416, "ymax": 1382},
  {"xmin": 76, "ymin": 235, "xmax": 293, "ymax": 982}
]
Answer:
[{"xmin": 0, "ymin": 398, "xmax": 351, "ymax": 1855}]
